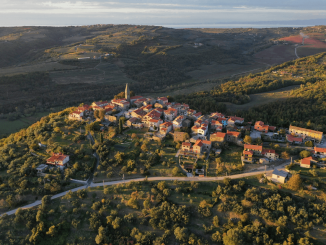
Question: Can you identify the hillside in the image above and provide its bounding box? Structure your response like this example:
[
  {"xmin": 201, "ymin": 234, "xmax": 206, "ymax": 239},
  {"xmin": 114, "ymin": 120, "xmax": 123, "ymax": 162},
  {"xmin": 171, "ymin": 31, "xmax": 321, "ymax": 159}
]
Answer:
[
  {"xmin": 176, "ymin": 52, "xmax": 326, "ymax": 132},
  {"xmin": 0, "ymin": 178, "xmax": 325, "ymax": 244},
  {"xmin": 1, "ymin": 25, "xmax": 325, "ymax": 118}
]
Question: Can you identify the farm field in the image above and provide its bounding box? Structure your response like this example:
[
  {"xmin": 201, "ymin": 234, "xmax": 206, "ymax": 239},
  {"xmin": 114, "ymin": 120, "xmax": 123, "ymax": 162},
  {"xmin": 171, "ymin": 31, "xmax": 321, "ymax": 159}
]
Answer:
[
  {"xmin": 224, "ymin": 85, "xmax": 300, "ymax": 111},
  {"xmin": 254, "ymin": 44, "xmax": 297, "ymax": 65}
]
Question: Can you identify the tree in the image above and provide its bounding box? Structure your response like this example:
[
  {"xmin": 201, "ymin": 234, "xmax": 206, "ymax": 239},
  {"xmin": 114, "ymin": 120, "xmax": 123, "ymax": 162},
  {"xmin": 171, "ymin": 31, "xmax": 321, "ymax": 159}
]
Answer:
[
  {"xmin": 111, "ymin": 217, "xmax": 121, "ymax": 229},
  {"xmin": 98, "ymin": 109, "xmax": 106, "ymax": 121},
  {"xmin": 211, "ymin": 231, "xmax": 222, "ymax": 242},
  {"xmin": 281, "ymin": 151, "xmax": 290, "ymax": 159},
  {"xmin": 305, "ymin": 141, "xmax": 314, "ymax": 147},
  {"xmin": 41, "ymin": 195, "xmax": 51, "ymax": 210},
  {"xmin": 287, "ymin": 174, "xmax": 302, "ymax": 191},
  {"xmin": 95, "ymin": 226, "xmax": 107, "ymax": 244},
  {"xmin": 141, "ymin": 144, "xmax": 148, "ymax": 152},
  {"xmin": 94, "ymin": 110, "xmax": 99, "ymax": 119},
  {"xmin": 46, "ymin": 225, "xmax": 57, "ymax": 237},
  {"xmin": 243, "ymin": 135, "xmax": 252, "ymax": 144},
  {"xmin": 212, "ymin": 216, "xmax": 219, "ymax": 227},
  {"xmin": 119, "ymin": 118, "xmax": 123, "ymax": 134},
  {"xmin": 300, "ymin": 150, "xmax": 311, "ymax": 158},
  {"xmin": 174, "ymin": 227, "xmax": 188, "ymax": 242},
  {"xmin": 223, "ymin": 228, "xmax": 244, "ymax": 245},
  {"xmin": 172, "ymin": 167, "xmax": 181, "ymax": 176}
]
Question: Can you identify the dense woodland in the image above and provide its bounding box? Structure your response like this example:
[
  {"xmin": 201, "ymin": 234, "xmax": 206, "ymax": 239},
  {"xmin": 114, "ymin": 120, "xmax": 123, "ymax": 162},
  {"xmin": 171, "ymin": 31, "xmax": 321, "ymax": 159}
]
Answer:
[{"xmin": 0, "ymin": 178, "xmax": 324, "ymax": 244}]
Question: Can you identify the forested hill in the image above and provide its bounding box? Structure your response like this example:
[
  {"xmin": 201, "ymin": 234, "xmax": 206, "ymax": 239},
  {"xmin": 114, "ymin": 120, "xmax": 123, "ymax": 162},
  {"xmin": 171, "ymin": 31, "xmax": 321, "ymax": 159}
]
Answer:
[{"xmin": 176, "ymin": 52, "xmax": 326, "ymax": 131}]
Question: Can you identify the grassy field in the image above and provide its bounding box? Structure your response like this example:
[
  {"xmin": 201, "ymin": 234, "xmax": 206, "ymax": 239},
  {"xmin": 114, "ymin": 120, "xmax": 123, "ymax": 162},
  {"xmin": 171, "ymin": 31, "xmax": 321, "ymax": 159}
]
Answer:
[
  {"xmin": 0, "ymin": 111, "xmax": 56, "ymax": 136},
  {"xmin": 225, "ymin": 85, "xmax": 300, "ymax": 111}
]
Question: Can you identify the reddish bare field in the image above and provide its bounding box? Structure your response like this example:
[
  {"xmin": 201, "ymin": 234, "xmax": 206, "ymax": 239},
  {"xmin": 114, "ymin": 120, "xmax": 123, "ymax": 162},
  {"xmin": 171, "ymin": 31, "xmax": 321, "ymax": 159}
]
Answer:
[
  {"xmin": 254, "ymin": 45, "xmax": 297, "ymax": 65},
  {"xmin": 280, "ymin": 33, "xmax": 326, "ymax": 48}
]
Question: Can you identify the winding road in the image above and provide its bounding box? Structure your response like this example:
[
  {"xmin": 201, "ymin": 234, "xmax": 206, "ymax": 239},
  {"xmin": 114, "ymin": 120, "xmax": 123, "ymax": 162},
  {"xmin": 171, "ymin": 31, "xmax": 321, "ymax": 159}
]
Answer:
[{"xmin": 1, "ymin": 161, "xmax": 289, "ymax": 217}]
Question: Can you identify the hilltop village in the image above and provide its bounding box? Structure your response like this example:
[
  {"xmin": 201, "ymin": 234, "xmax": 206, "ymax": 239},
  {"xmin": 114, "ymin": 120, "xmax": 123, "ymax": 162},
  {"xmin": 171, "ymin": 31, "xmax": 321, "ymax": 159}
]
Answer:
[{"xmin": 64, "ymin": 83, "xmax": 326, "ymax": 182}]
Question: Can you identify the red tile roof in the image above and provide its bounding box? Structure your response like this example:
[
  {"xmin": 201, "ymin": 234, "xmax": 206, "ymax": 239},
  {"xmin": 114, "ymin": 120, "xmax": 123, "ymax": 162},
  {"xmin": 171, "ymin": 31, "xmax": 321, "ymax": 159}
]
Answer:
[
  {"xmin": 212, "ymin": 132, "xmax": 226, "ymax": 138},
  {"xmin": 244, "ymin": 144, "xmax": 263, "ymax": 151},
  {"xmin": 262, "ymin": 149, "xmax": 276, "ymax": 155},
  {"xmin": 314, "ymin": 147, "xmax": 326, "ymax": 153},
  {"xmin": 130, "ymin": 96, "xmax": 143, "ymax": 100},
  {"xmin": 243, "ymin": 150, "xmax": 253, "ymax": 155},
  {"xmin": 161, "ymin": 122, "xmax": 172, "ymax": 127},
  {"xmin": 182, "ymin": 142, "xmax": 192, "ymax": 147},
  {"xmin": 286, "ymin": 134, "xmax": 303, "ymax": 143},
  {"xmin": 202, "ymin": 140, "xmax": 211, "ymax": 145},
  {"xmin": 194, "ymin": 140, "xmax": 203, "ymax": 147},
  {"xmin": 47, "ymin": 153, "xmax": 69, "ymax": 164},
  {"xmin": 301, "ymin": 156, "xmax": 313, "ymax": 166},
  {"xmin": 226, "ymin": 131, "xmax": 241, "ymax": 137}
]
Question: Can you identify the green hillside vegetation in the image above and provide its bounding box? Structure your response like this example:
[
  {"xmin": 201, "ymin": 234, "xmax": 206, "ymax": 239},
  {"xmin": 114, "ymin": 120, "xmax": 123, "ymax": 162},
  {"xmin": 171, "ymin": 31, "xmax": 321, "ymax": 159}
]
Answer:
[
  {"xmin": 176, "ymin": 52, "xmax": 326, "ymax": 132},
  {"xmin": 0, "ymin": 178, "xmax": 325, "ymax": 244},
  {"xmin": 0, "ymin": 108, "xmax": 97, "ymax": 213}
]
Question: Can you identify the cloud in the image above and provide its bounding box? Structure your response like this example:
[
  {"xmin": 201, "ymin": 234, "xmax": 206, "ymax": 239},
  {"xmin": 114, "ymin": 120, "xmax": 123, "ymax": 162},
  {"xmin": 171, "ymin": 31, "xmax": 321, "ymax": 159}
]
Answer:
[{"xmin": 0, "ymin": 0, "xmax": 326, "ymax": 26}]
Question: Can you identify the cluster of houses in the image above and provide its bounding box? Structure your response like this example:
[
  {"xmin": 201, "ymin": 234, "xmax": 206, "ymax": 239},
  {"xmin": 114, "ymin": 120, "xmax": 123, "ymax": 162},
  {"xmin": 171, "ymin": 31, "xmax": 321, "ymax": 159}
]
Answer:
[{"xmin": 64, "ymin": 83, "xmax": 326, "ymax": 181}]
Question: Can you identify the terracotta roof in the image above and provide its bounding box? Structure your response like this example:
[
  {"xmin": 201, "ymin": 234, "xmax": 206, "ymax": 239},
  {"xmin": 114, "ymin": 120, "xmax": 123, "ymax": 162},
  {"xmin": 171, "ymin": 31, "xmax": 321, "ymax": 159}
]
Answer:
[
  {"xmin": 244, "ymin": 144, "xmax": 263, "ymax": 151},
  {"xmin": 192, "ymin": 126, "xmax": 200, "ymax": 130},
  {"xmin": 130, "ymin": 96, "xmax": 143, "ymax": 100},
  {"xmin": 255, "ymin": 121, "xmax": 264, "ymax": 126},
  {"xmin": 301, "ymin": 156, "xmax": 313, "ymax": 166},
  {"xmin": 194, "ymin": 140, "xmax": 203, "ymax": 147},
  {"xmin": 182, "ymin": 142, "xmax": 192, "ymax": 147},
  {"xmin": 129, "ymin": 117, "xmax": 138, "ymax": 123},
  {"xmin": 149, "ymin": 119, "xmax": 160, "ymax": 123},
  {"xmin": 243, "ymin": 150, "xmax": 253, "ymax": 155},
  {"xmin": 314, "ymin": 147, "xmax": 326, "ymax": 153},
  {"xmin": 154, "ymin": 108, "xmax": 164, "ymax": 113},
  {"xmin": 194, "ymin": 112, "xmax": 202, "ymax": 117},
  {"xmin": 289, "ymin": 125, "xmax": 323, "ymax": 136},
  {"xmin": 268, "ymin": 126, "xmax": 276, "ymax": 131},
  {"xmin": 202, "ymin": 140, "xmax": 211, "ymax": 145},
  {"xmin": 229, "ymin": 116, "xmax": 244, "ymax": 122},
  {"xmin": 262, "ymin": 149, "xmax": 276, "ymax": 155},
  {"xmin": 286, "ymin": 134, "xmax": 303, "ymax": 143},
  {"xmin": 93, "ymin": 101, "xmax": 108, "ymax": 106},
  {"xmin": 226, "ymin": 131, "xmax": 241, "ymax": 137},
  {"xmin": 158, "ymin": 97, "xmax": 168, "ymax": 101},
  {"xmin": 212, "ymin": 132, "xmax": 226, "ymax": 138},
  {"xmin": 161, "ymin": 122, "xmax": 172, "ymax": 127},
  {"xmin": 47, "ymin": 153, "xmax": 69, "ymax": 163}
]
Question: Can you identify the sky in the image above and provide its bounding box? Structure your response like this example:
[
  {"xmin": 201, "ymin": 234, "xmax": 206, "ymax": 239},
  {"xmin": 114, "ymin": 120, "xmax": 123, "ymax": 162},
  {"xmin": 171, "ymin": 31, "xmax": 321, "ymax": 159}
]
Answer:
[{"xmin": 1, "ymin": 0, "xmax": 326, "ymax": 27}]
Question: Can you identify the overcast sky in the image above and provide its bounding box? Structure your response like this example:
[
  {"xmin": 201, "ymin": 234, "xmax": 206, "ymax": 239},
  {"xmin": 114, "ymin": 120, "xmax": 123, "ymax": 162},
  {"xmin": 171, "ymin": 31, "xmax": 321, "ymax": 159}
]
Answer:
[{"xmin": 1, "ymin": 0, "xmax": 326, "ymax": 27}]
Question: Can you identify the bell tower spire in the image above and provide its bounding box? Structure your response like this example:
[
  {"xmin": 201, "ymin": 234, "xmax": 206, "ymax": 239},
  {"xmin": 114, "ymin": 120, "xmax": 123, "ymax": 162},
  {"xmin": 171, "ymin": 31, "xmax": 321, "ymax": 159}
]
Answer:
[{"xmin": 125, "ymin": 83, "xmax": 130, "ymax": 102}]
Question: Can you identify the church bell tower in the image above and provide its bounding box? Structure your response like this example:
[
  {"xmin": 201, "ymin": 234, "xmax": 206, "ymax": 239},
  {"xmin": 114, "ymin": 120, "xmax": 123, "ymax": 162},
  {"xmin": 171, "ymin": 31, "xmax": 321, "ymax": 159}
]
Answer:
[{"xmin": 125, "ymin": 83, "xmax": 130, "ymax": 102}]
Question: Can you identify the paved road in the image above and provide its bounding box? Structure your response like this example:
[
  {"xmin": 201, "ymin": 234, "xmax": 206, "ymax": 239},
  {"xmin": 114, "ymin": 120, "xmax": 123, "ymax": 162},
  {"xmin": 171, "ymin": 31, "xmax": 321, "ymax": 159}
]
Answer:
[{"xmin": 1, "ymin": 162, "xmax": 290, "ymax": 217}]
